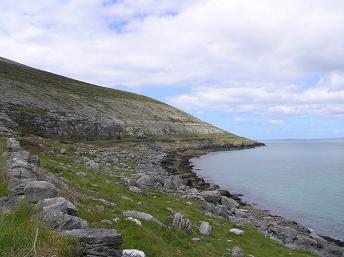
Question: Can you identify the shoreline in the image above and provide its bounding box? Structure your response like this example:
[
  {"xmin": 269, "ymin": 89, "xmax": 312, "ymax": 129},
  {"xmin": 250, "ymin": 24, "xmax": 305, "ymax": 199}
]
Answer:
[{"xmin": 160, "ymin": 143, "xmax": 344, "ymax": 256}]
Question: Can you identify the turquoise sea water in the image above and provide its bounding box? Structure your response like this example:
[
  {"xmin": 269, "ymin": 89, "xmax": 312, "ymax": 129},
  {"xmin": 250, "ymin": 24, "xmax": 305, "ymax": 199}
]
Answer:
[{"xmin": 191, "ymin": 140, "xmax": 344, "ymax": 240}]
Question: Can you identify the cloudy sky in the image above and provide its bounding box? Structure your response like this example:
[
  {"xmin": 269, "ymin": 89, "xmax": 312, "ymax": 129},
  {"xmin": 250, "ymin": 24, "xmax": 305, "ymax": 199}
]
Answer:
[{"xmin": 1, "ymin": 0, "xmax": 343, "ymax": 139}]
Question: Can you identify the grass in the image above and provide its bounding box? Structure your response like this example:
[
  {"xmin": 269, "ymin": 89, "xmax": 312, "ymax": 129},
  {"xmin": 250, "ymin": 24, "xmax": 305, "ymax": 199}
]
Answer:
[
  {"xmin": 0, "ymin": 202, "xmax": 78, "ymax": 257},
  {"xmin": 33, "ymin": 139, "xmax": 316, "ymax": 257},
  {"xmin": 0, "ymin": 138, "xmax": 9, "ymax": 197}
]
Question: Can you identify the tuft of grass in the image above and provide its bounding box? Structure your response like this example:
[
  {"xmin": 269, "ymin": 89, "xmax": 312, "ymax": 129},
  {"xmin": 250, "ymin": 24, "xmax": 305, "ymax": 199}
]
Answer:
[{"xmin": 0, "ymin": 202, "xmax": 78, "ymax": 257}]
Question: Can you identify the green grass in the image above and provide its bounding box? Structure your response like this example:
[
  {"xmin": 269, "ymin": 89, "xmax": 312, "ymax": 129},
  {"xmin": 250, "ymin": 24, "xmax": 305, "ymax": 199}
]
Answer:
[
  {"xmin": 35, "ymin": 140, "xmax": 316, "ymax": 257},
  {"xmin": 0, "ymin": 202, "xmax": 78, "ymax": 257},
  {"xmin": 0, "ymin": 138, "xmax": 9, "ymax": 197}
]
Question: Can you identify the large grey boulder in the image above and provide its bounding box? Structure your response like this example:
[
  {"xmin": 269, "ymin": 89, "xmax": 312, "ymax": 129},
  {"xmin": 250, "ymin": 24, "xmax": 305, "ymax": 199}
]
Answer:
[
  {"xmin": 6, "ymin": 138, "xmax": 20, "ymax": 151},
  {"xmin": 171, "ymin": 213, "xmax": 192, "ymax": 235},
  {"xmin": 39, "ymin": 209, "xmax": 88, "ymax": 231},
  {"xmin": 136, "ymin": 175, "xmax": 153, "ymax": 188},
  {"xmin": 269, "ymin": 225, "xmax": 297, "ymax": 242},
  {"xmin": 123, "ymin": 249, "xmax": 146, "ymax": 257},
  {"xmin": 123, "ymin": 210, "xmax": 164, "ymax": 227},
  {"xmin": 8, "ymin": 160, "xmax": 37, "ymax": 180},
  {"xmin": 229, "ymin": 228, "xmax": 245, "ymax": 236},
  {"xmin": 163, "ymin": 176, "xmax": 183, "ymax": 190},
  {"xmin": 310, "ymin": 232, "xmax": 328, "ymax": 248},
  {"xmin": 221, "ymin": 196, "xmax": 239, "ymax": 210},
  {"xmin": 23, "ymin": 181, "xmax": 58, "ymax": 203},
  {"xmin": 62, "ymin": 228, "xmax": 122, "ymax": 257},
  {"xmin": 37, "ymin": 197, "xmax": 77, "ymax": 215},
  {"xmin": 199, "ymin": 221, "xmax": 212, "ymax": 235},
  {"xmin": 202, "ymin": 190, "xmax": 221, "ymax": 203}
]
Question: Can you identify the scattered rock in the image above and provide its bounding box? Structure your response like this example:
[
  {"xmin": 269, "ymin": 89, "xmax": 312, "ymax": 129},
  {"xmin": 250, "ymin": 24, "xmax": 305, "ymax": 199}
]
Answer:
[
  {"xmin": 123, "ymin": 210, "xmax": 165, "ymax": 227},
  {"xmin": 39, "ymin": 209, "xmax": 88, "ymax": 230},
  {"xmin": 37, "ymin": 197, "xmax": 77, "ymax": 215},
  {"xmin": 96, "ymin": 205, "xmax": 105, "ymax": 212},
  {"xmin": 86, "ymin": 160, "xmax": 100, "ymax": 172},
  {"xmin": 202, "ymin": 190, "xmax": 221, "ymax": 204},
  {"xmin": 23, "ymin": 181, "xmax": 58, "ymax": 203},
  {"xmin": 136, "ymin": 175, "xmax": 153, "ymax": 188},
  {"xmin": 7, "ymin": 138, "xmax": 20, "ymax": 151},
  {"xmin": 269, "ymin": 225, "xmax": 297, "ymax": 242},
  {"xmin": 76, "ymin": 172, "xmax": 86, "ymax": 177},
  {"xmin": 171, "ymin": 212, "xmax": 192, "ymax": 235},
  {"xmin": 231, "ymin": 246, "xmax": 246, "ymax": 257},
  {"xmin": 122, "ymin": 249, "xmax": 146, "ymax": 257},
  {"xmin": 126, "ymin": 217, "xmax": 142, "ymax": 226},
  {"xmin": 100, "ymin": 219, "xmax": 113, "ymax": 225},
  {"xmin": 60, "ymin": 147, "xmax": 66, "ymax": 154},
  {"xmin": 199, "ymin": 221, "xmax": 212, "ymax": 235},
  {"xmin": 62, "ymin": 228, "xmax": 122, "ymax": 257},
  {"xmin": 229, "ymin": 228, "xmax": 245, "ymax": 236},
  {"xmin": 221, "ymin": 196, "xmax": 239, "ymax": 210},
  {"xmin": 129, "ymin": 186, "xmax": 144, "ymax": 194}
]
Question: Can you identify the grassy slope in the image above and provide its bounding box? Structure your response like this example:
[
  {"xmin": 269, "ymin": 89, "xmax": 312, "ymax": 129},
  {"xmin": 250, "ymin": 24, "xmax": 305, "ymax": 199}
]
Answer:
[
  {"xmin": 0, "ymin": 138, "xmax": 77, "ymax": 257},
  {"xmin": 13, "ymin": 136, "xmax": 316, "ymax": 257}
]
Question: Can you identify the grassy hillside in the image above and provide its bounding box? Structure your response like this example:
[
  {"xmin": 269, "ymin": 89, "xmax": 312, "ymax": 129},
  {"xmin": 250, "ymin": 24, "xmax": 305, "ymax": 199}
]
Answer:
[{"xmin": 0, "ymin": 57, "xmax": 249, "ymax": 144}]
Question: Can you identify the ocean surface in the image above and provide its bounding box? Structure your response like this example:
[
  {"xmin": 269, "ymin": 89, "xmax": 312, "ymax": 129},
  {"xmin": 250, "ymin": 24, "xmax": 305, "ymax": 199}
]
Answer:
[{"xmin": 191, "ymin": 140, "xmax": 344, "ymax": 241}]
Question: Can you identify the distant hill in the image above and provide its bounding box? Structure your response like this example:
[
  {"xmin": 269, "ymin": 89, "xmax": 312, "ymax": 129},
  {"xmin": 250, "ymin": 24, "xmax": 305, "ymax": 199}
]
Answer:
[{"xmin": 0, "ymin": 57, "xmax": 254, "ymax": 145}]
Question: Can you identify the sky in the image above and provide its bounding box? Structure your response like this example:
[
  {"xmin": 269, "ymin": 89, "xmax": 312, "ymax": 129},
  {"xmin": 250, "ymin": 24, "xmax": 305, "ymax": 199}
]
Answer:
[{"xmin": 0, "ymin": 0, "xmax": 343, "ymax": 140}]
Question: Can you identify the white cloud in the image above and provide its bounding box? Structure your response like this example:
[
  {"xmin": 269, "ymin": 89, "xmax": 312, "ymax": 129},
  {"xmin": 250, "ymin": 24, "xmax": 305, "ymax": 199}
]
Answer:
[
  {"xmin": 0, "ymin": 0, "xmax": 344, "ymax": 116},
  {"xmin": 268, "ymin": 119, "xmax": 285, "ymax": 125}
]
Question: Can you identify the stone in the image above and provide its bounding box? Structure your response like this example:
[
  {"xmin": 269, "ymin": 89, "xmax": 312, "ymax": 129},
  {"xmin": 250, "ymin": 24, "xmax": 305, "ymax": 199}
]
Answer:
[
  {"xmin": 100, "ymin": 219, "xmax": 113, "ymax": 225},
  {"xmin": 234, "ymin": 209, "xmax": 248, "ymax": 218},
  {"xmin": 123, "ymin": 210, "xmax": 165, "ymax": 227},
  {"xmin": 7, "ymin": 138, "xmax": 20, "ymax": 151},
  {"xmin": 202, "ymin": 190, "xmax": 221, "ymax": 204},
  {"xmin": 171, "ymin": 212, "xmax": 192, "ymax": 235},
  {"xmin": 310, "ymin": 232, "xmax": 328, "ymax": 248},
  {"xmin": 229, "ymin": 228, "xmax": 245, "ymax": 236},
  {"xmin": 28, "ymin": 155, "xmax": 40, "ymax": 165},
  {"xmin": 23, "ymin": 181, "xmax": 58, "ymax": 203},
  {"xmin": 39, "ymin": 209, "xmax": 88, "ymax": 231},
  {"xmin": 199, "ymin": 221, "xmax": 212, "ymax": 235},
  {"xmin": 269, "ymin": 225, "xmax": 297, "ymax": 242},
  {"xmin": 231, "ymin": 246, "xmax": 246, "ymax": 257},
  {"xmin": 76, "ymin": 172, "xmax": 86, "ymax": 177},
  {"xmin": 62, "ymin": 228, "xmax": 122, "ymax": 257},
  {"xmin": 129, "ymin": 186, "xmax": 144, "ymax": 194},
  {"xmin": 86, "ymin": 160, "xmax": 100, "ymax": 172},
  {"xmin": 60, "ymin": 147, "xmax": 66, "ymax": 154},
  {"xmin": 126, "ymin": 217, "xmax": 142, "ymax": 226},
  {"xmin": 163, "ymin": 176, "xmax": 183, "ymax": 190},
  {"xmin": 136, "ymin": 175, "xmax": 153, "ymax": 188},
  {"xmin": 37, "ymin": 197, "xmax": 77, "ymax": 215},
  {"xmin": 96, "ymin": 205, "xmax": 105, "ymax": 212},
  {"xmin": 221, "ymin": 196, "xmax": 239, "ymax": 210},
  {"xmin": 122, "ymin": 249, "xmax": 146, "ymax": 257},
  {"xmin": 302, "ymin": 236, "xmax": 317, "ymax": 248}
]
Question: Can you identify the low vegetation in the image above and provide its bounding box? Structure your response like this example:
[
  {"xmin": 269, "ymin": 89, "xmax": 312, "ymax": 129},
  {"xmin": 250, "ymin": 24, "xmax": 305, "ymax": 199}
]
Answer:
[{"xmin": 0, "ymin": 202, "xmax": 78, "ymax": 257}]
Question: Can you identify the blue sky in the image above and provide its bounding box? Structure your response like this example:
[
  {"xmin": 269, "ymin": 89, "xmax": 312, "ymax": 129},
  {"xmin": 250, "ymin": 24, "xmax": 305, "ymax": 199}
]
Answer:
[{"xmin": 0, "ymin": 0, "xmax": 343, "ymax": 140}]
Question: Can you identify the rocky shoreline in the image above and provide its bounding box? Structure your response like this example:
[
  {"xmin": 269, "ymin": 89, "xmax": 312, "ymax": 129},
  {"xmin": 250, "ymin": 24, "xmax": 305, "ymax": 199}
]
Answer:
[{"xmin": 160, "ymin": 144, "xmax": 344, "ymax": 257}]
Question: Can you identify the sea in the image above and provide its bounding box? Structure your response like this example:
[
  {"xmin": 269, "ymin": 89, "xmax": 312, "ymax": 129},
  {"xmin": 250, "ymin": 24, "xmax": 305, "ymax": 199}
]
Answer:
[{"xmin": 191, "ymin": 140, "xmax": 344, "ymax": 241}]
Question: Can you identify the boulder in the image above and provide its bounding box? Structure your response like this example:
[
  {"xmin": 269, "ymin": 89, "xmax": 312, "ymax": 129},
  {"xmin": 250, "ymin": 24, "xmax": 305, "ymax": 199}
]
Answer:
[
  {"xmin": 6, "ymin": 138, "xmax": 20, "ymax": 151},
  {"xmin": 199, "ymin": 221, "xmax": 212, "ymax": 235},
  {"xmin": 62, "ymin": 228, "xmax": 122, "ymax": 257},
  {"xmin": 163, "ymin": 176, "xmax": 183, "ymax": 190},
  {"xmin": 86, "ymin": 160, "xmax": 100, "ymax": 172},
  {"xmin": 37, "ymin": 197, "xmax": 77, "ymax": 215},
  {"xmin": 310, "ymin": 232, "xmax": 328, "ymax": 248},
  {"xmin": 231, "ymin": 246, "xmax": 246, "ymax": 257},
  {"xmin": 123, "ymin": 210, "xmax": 165, "ymax": 227},
  {"xmin": 123, "ymin": 249, "xmax": 146, "ymax": 257},
  {"xmin": 171, "ymin": 212, "xmax": 192, "ymax": 235},
  {"xmin": 129, "ymin": 186, "xmax": 144, "ymax": 195},
  {"xmin": 136, "ymin": 175, "xmax": 153, "ymax": 188},
  {"xmin": 202, "ymin": 191, "xmax": 221, "ymax": 203},
  {"xmin": 301, "ymin": 236, "xmax": 318, "ymax": 248},
  {"xmin": 221, "ymin": 196, "xmax": 239, "ymax": 210},
  {"xmin": 39, "ymin": 209, "xmax": 88, "ymax": 230},
  {"xmin": 23, "ymin": 181, "xmax": 58, "ymax": 203},
  {"xmin": 234, "ymin": 209, "xmax": 248, "ymax": 218},
  {"xmin": 269, "ymin": 225, "xmax": 297, "ymax": 242},
  {"xmin": 229, "ymin": 228, "xmax": 245, "ymax": 236}
]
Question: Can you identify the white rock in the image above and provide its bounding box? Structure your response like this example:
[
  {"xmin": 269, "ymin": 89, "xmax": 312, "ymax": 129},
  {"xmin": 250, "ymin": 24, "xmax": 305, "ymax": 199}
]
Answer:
[
  {"xmin": 229, "ymin": 228, "xmax": 245, "ymax": 236},
  {"xmin": 122, "ymin": 249, "xmax": 146, "ymax": 257},
  {"xmin": 126, "ymin": 217, "xmax": 142, "ymax": 226},
  {"xmin": 199, "ymin": 221, "xmax": 212, "ymax": 235}
]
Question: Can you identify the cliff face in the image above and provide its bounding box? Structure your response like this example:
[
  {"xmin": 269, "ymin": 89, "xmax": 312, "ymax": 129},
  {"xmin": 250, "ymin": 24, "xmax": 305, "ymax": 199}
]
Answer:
[{"xmin": 0, "ymin": 57, "xmax": 244, "ymax": 142}]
